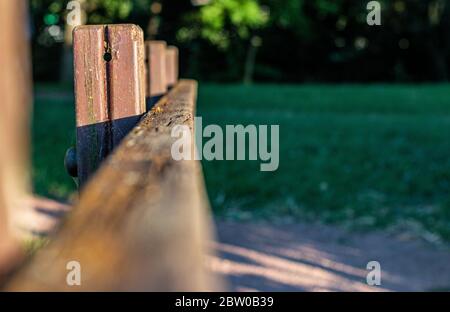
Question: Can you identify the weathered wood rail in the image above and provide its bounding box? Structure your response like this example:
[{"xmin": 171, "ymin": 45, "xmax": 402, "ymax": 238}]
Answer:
[{"xmin": 5, "ymin": 80, "xmax": 220, "ymax": 291}]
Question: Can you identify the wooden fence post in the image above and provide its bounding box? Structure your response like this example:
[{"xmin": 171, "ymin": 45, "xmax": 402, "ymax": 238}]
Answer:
[
  {"xmin": 165, "ymin": 46, "xmax": 179, "ymax": 90},
  {"xmin": 73, "ymin": 24, "xmax": 146, "ymax": 187},
  {"xmin": 145, "ymin": 40, "xmax": 167, "ymax": 110}
]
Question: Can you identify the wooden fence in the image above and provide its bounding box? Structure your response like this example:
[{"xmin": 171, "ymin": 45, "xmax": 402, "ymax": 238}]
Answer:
[{"xmin": 1, "ymin": 2, "xmax": 221, "ymax": 291}]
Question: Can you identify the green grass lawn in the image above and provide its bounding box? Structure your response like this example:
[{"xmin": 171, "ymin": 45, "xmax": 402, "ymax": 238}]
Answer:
[{"xmin": 32, "ymin": 83, "xmax": 450, "ymax": 241}]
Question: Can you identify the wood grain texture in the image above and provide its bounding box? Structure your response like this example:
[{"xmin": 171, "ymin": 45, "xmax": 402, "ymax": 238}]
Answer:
[
  {"xmin": 74, "ymin": 24, "xmax": 146, "ymax": 186},
  {"xmin": 74, "ymin": 25, "xmax": 108, "ymax": 126},
  {"xmin": 5, "ymin": 80, "xmax": 221, "ymax": 291}
]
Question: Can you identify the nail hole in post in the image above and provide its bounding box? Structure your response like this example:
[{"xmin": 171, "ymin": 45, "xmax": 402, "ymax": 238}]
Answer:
[{"xmin": 104, "ymin": 52, "xmax": 112, "ymax": 62}]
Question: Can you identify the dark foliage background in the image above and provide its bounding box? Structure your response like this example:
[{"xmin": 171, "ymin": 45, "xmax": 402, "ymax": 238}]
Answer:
[{"xmin": 30, "ymin": 0, "xmax": 450, "ymax": 83}]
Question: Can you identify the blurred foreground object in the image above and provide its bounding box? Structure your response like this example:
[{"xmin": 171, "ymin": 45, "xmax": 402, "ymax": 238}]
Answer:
[
  {"xmin": 0, "ymin": 0, "xmax": 32, "ymax": 284},
  {"xmin": 0, "ymin": 1, "xmax": 32, "ymax": 238}
]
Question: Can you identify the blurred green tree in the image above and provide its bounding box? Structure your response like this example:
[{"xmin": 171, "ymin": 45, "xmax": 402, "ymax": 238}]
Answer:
[
  {"xmin": 30, "ymin": 0, "xmax": 450, "ymax": 82},
  {"xmin": 176, "ymin": 0, "xmax": 269, "ymax": 82}
]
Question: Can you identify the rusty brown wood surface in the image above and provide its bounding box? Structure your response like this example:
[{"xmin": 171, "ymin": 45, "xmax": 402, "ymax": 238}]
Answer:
[
  {"xmin": 165, "ymin": 46, "xmax": 179, "ymax": 88},
  {"xmin": 74, "ymin": 24, "xmax": 146, "ymax": 186},
  {"xmin": 4, "ymin": 80, "xmax": 221, "ymax": 291},
  {"xmin": 145, "ymin": 41, "xmax": 167, "ymax": 98}
]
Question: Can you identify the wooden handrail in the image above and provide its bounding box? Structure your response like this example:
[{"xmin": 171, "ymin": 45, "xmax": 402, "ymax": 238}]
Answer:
[{"xmin": 4, "ymin": 81, "xmax": 221, "ymax": 291}]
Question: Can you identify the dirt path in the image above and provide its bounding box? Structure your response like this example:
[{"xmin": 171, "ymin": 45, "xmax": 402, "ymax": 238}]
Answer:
[
  {"xmin": 211, "ymin": 220, "xmax": 450, "ymax": 292},
  {"xmin": 17, "ymin": 196, "xmax": 450, "ymax": 291}
]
